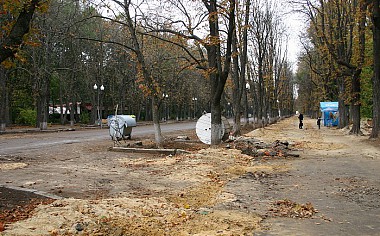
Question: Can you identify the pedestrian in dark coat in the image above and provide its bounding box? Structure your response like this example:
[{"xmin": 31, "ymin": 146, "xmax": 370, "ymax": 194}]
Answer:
[
  {"xmin": 298, "ymin": 113, "xmax": 304, "ymax": 129},
  {"xmin": 317, "ymin": 117, "xmax": 321, "ymax": 129}
]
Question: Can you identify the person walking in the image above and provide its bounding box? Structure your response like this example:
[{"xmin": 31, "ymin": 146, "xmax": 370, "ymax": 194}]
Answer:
[
  {"xmin": 298, "ymin": 113, "xmax": 304, "ymax": 129},
  {"xmin": 317, "ymin": 117, "xmax": 321, "ymax": 129}
]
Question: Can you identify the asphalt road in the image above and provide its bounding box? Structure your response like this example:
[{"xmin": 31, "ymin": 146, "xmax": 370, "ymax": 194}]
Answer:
[{"xmin": 0, "ymin": 121, "xmax": 196, "ymax": 155}]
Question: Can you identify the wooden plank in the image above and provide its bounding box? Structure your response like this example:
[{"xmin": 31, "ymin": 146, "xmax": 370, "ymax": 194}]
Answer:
[{"xmin": 110, "ymin": 147, "xmax": 189, "ymax": 155}]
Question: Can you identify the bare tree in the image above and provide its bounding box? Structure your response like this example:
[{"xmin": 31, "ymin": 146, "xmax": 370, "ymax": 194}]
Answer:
[
  {"xmin": 249, "ymin": 0, "xmax": 289, "ymax": 123},
  {"xmin": 231, "ymin": 0, "xmax": 250, "ymax": 136},
  {"xmin": 249, "ymin": 0, "xmax": 271, "ymax": 122},
  {"xmin": 370, "ymin": 1, "xmax": 380, "ymax": 138}
]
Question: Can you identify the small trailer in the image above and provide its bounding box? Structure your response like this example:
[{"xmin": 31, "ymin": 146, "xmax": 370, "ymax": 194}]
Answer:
[{"xmin": 108, "ymin": 115, "xmax": 137, "ymax": 141}]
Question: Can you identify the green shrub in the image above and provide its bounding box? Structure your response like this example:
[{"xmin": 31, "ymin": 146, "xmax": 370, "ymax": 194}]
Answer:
[
  {"xmin": 79, "ymin": 112, "xmax": 90, "ymax": 124},
  {"xmin": 49, "ymin": 113, "xmax": 61, "ymax": 124},
  {"xmin": 16, "ymin": 108, "xmax": 37, "ymax": 126}
]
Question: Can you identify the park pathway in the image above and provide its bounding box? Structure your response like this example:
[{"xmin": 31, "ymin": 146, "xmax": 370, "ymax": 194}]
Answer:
[{"xmin": 241, "ymin": 116, "xmax": 380, "ymax": 235}]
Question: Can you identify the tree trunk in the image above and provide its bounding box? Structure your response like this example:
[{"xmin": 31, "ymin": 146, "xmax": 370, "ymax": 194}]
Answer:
[
  {"xmin": 243, "ymin": 88, "xmax": 249, "ymax": 124},
  {"xmin": 59, "ymin": 79, "xmax": 65, "ymax": 125},
  {"xmin": 258, "ymin": 65, "xmax": 264, "ymax": 120},
  {"xmin": 120, "ymin": 77, "xmax": 126, "ymax": 114},
  {"xmin": 0, "ymin": 67, "xmax": 7, "ymax": 132},
  {"xmin": 209, "ymin": 66, "xmax": 224, "ymax": 145},
  {"xmin": 206, "ymin": 0, "xmax": 235, "ymax": 145},
  {"xmin": 338, "ymin": 77, "xmax": 348, "ymax": 128},
  {"xmin": 247, "ymin": 66, "xmax": 258, "ymax": 122},
  {"xmin": 145, "ymin": 99, "xmax": 151, "ymax": 121},
  {"xmin": 35, "ymin": 75, "xmax": 49, "ymax": 130},
  {"xmin": 211, "ymin": 98, "xmax": 223, "ymax": 145},
  {"xmin": 349, "ymin": 70, "xmax": 361, "ymax": 134},
  {"xmin": 370, "ymin": 0, "xmax": 380, "ymax": 139},
  {"xmin": 232, "ymin": 29, "xmax": 242, "ymax": 136},
  {"xmin": 70, "ymin": 101, "xmax": 75, "ymax": 127},
  {"xmin": 349, "ymin": 1, "xmax": 367, "ymax": 134},
  {"xmin": 239, "ymin": 0, "xmax": 250, "ymax": 127},
  {"xmin": 338, "ymin": 98, "xmax": 348, "ymax": 128},
  {"xmin": 37, "ymin": 97, "xmax": 48, "ymax": 130},
  {"xmin": 39, "ymin": 102, "xmax": 48, "ymax": 130},
  {"xmin": 232, "ymin": 0, "xmax": 250, "ymax": 131},
  {"xmin": 232, "ymin": 102, "xmax": 241, "ymax": 136},
  {"xmin": 91, "ymin": 90, "xmax": 97, "ymax": 125},
  {"xmin": 152, "ymin": 97, "xmax": 163, "ymax": 148}
]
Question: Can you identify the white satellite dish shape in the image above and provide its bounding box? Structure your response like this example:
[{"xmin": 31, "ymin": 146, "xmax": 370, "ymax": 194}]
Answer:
[{"xmin": 196, "ymin": 113, "xmax": 231, "ymax": 144}]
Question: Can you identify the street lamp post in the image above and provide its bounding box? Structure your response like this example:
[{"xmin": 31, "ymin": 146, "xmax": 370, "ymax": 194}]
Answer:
[
  {"xmin": 94, "ymin": 84, "xmax": 105, "ymax": 128},
  {"xmin": 227, "ymin": 102, "xmax": 231, "ymax": 118},
  {"xmin": 163, "ymin": 93, "xmax": 169, "ymax": 121},
  {"xmin": 245, "ymin": 82, "xmax": 250, "ymax": 123},
  {"xmin": 192, "ymin": 97, "xmax": 197, "ymax": 119}
]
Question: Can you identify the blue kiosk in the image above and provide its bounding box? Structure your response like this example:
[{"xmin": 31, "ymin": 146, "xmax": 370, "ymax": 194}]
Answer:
[{"xmin": 320, "ymin": 102, "xmax": 339, "ymax": 126}]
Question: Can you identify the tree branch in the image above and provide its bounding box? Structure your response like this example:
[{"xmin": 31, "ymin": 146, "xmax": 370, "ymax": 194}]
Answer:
[
  {"xmin": 75, "ymin": 37, "xmax": 137, "ymax": 53},
  {"xmin": 0, "ymin": 0, "xmax": 43, "ymax": 63}
]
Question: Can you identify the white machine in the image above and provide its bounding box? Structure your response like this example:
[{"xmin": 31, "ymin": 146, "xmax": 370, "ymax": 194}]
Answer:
[{"xmin": 108, "ymin": 115, "xmax": 137, "ymax": 141}]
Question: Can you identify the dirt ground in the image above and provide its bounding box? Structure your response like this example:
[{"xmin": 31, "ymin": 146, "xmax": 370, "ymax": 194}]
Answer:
[{"xmin": 1, "ymin": 116, "xmax": 380, "ymax": 235}]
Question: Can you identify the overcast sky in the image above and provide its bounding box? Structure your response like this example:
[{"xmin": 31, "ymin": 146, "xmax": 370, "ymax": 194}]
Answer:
[
  {"xmin": 288, "ymin": 14, "xmax": 306, "ymax": 72},
  {"xmin": 279, "ymin": 0, "xmax": 307, "ymax": 72}
]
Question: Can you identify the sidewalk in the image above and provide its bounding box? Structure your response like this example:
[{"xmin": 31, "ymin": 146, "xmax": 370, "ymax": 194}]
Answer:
[{"xmin": 0, "ymin": 125, "xmax": 77, "ymax": 135}]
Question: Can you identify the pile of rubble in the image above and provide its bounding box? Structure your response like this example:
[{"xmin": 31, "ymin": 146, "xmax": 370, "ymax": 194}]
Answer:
[
  {"xmin": 269, "ymin": 199, "xmax": 318, "ymax": 218},
  {"xmin": 229, "ymin": 137, "xmax": 300, "ymax": 158}
]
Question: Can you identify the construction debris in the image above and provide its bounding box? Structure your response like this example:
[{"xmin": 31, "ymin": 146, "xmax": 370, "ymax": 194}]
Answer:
[
  {"xmin": 231, "ymin": 137, "xmax": 300, "ymax": 158},
  {"xmin": 269, "ymin": 199, "xmax": 318, "ymax": 218}
]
